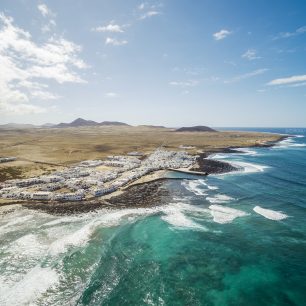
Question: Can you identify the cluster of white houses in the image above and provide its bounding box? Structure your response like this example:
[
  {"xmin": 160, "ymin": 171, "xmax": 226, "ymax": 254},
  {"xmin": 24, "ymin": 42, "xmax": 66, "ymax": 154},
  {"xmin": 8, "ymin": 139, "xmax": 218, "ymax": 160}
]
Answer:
[{"xmin": 0, "ymin": 149, "xmax": 197, "ymax": 202}]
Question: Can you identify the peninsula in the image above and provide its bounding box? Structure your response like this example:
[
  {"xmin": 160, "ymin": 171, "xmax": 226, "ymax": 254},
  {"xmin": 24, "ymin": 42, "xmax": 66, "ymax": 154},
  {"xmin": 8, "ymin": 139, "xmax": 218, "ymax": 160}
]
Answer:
[{"xmin": 0, "ymin": 122, "xmax": 285, "ymax": 211}]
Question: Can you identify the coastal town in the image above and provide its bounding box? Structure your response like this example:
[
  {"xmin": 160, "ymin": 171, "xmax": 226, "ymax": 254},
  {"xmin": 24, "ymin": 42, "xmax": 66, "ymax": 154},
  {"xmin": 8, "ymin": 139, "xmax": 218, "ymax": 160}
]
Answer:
[{"xmin": 0, "ymin": 149, "xmax": 197, "ymax": 202}]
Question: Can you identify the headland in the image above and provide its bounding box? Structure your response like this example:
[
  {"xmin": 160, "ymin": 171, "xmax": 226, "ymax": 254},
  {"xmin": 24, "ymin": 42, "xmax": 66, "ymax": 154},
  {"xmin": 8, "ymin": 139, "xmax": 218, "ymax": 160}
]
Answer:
[{"xmin": 0, "ymin": 125, "xmax": 286, "ymax": 213}]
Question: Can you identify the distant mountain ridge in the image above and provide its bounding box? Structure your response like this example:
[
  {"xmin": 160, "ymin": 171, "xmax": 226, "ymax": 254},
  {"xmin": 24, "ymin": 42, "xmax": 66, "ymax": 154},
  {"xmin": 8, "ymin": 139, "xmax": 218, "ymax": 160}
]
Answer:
[
  {"xmin": 0, "ymin": 118, "xmax": 130, "ymax": 129},
  {"xmin": 0, "ymin": 123, "xmax": 37, "ymax": 129},
  {"xmin": 138, "ymin": 125, "xmax": 166, "ymax": 128},
  {"xmin": 176, "ymin": 126, "xmax": 217, "ymax": 132},
  {"xmin": 0, "ymin": 121, "xmax": 216, "ymax": 131},
  {"xmin": 54, "ymin": 118, "xmax": 130, "ymax": 128}
]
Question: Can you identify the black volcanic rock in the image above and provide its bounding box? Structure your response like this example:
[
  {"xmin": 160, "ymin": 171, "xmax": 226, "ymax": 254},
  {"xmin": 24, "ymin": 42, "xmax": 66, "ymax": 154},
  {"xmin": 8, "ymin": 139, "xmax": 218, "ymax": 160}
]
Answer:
[
  {"xmin": 191, "ymin": 153, "xmax": 238, "ymax": 174},
  {"xmin": 176, "ymin": 126, "xmax": 217, "ymax": 132}
]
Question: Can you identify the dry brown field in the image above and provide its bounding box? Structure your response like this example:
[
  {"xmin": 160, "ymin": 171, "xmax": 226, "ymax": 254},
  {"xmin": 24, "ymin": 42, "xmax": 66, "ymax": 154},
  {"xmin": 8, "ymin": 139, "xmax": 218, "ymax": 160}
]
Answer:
[{"xmin": 0, "ymin": 126, "xmax": 282, "ymax": 181}]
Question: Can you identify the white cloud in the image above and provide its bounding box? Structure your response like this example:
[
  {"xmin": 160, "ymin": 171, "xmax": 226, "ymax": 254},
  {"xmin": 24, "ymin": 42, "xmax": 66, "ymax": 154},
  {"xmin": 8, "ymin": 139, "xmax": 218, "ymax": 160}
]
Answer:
[
  {"xmin": 225, "ymin": 68, "xmax": 268, "ymax": 83},
  {"xmin": 267, "ymin": 74, "xmax": 306, "ymax": 86},
  {"xmin": 169, "ymin": 80, "xmax": 199, "ymax": 87},
  {"xmin": 37, "ymin": 4, "xmax": 53, "ymax": 17},
  {"xmin": 2, "ymin": 102, "xmax": 46, "ymax": 114},
  {"xmin": 274, "ymin": 25, "xmax": 306, "ymax": 39},
  {"xmin": 242, "ymin": 49, "xmax": 261, "ymax": 60},
  {"xmin": 140, "ymin": 11, "xmax": 161, "ymax": 20},
  {"xmin": 213, "ymin": 29, "xmax": 232, "ymax": 40},
  {"xmin": 92, "ymin": 23, "xmax": 124, "ymax": 33},
  {"xmin": 41, "ymin": 19, "xmax": 56, "ymax": 33},
  {"xmin": 37, "ymin": 4, "xmax": 56, "ymax": 33},
  {"xmin": 224, "ymin": 60, "xmax": 236, "ymax": 66},
  {"xmin": 105, "ymin": 37, "xmax": 128, "ymax": 46},
  {"xmin": 105, "ymin": 92, "xmax": 119, "ymax": 98},
  {"xmin": 138, "ymin": 3, "xmax": 145, "ymax": 10},
  {"xmin": 289, "ymin": 82, "xmax": 306, "ymax": 87},
  {"xmin": 30, "ymin": 90, "xmax": 59, "ymax": 100},
  {"xmin": 0, "ymin": 13, "xmax": 87, "ymax": 115}
]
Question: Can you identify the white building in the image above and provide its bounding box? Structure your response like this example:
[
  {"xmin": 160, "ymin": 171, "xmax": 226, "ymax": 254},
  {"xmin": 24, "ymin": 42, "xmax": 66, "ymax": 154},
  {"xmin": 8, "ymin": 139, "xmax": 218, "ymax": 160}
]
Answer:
[{"xmin": 32, "ymin": 192, "xmax": 51, "ymax": 200}]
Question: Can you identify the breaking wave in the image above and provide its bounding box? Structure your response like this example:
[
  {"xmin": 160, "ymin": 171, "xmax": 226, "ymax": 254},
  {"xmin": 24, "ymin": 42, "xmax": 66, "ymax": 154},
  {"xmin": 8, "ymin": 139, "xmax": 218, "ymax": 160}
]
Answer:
[
  {"xmin": 228, "ymin": 161, "xmax": 269, "ymax": 174},
  {"xmin": 274, "ymin": 137, "xmax": 306, "ymax": 149},
  {"xmin": 234, "ymin": 148, "xmax": 258, "ymax": 155}
]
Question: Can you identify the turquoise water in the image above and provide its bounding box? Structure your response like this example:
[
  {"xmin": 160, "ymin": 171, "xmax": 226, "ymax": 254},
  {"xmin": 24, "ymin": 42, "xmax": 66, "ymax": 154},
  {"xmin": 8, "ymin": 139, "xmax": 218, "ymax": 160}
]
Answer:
[{"xmin": 0, "ymin": 128, "xmax": 306, "ymax": 305}]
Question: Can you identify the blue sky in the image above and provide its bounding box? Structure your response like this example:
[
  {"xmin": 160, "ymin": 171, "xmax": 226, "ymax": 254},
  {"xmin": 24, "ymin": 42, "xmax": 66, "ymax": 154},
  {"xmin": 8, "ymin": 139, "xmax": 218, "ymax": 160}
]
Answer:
[{"xmin": 0, "ymin": 0, "xmax": 306, "ymax": 127}]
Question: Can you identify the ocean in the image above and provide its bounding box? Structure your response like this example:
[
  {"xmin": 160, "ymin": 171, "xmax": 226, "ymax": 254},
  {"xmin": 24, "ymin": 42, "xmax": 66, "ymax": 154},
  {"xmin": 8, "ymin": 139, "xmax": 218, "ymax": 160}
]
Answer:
[{"xmin": 0, "ymin": 128, "xmax": 305, "ymax": 306}]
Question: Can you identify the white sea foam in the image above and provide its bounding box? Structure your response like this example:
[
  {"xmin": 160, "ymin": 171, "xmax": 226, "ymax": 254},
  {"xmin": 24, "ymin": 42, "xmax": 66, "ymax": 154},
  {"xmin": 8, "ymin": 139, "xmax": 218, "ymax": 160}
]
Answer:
[
  {"xmin": 209, "ymin": 205, "xmax": 248, "ymax": 224},
  {"xmin": 206, "ymin": 194, "xmax": 234, "ymax": 204},
  {"xmin": 207, "ymin": 185, "xmax": 218, "ymax": 190},
  {"xmin": 48, "ymin": 202, "xmax": 213, "ymax": 255},
  {"xmin": 10, "ymin": 234, "xmax": 46, "ymax": 257},
  {"xmin": 161, "ymin": 201, "xmax": 211, "ymax": 230},
  {"xmin": 198, "ymin": 179, "xmax": 219, "ymax": 190},
  {"xmin": 0, "ymin": 214, "xmax": 35, "ymax": 237},
  {"xmin": 0, "ymin": 214, "xmax": 33, "ymax": 229},
  {"xmin": 290, "ymin": 143, "xmax": 306, "ymax": 147},
  {"xmin": 234, "ymin": 148, "xmax": 258, "ymax": 155},
  {"xmin": 253, "ymin": 206, "xmax": 288, "ymax": 220},
  {"xmin": 163, "ymin": 202, "xmax": 211, "ymax": 217},
  {"xmin": 229, "ymin": 161, "xmax": 269, "ymax": 173},
  {"xmin": 42, "ymin": 216, "xmax": 82, "ymax": 227},
  {"xmin": 208, "ymin": 153, "xmax": 230, "ymax": 159},
  {"xmin": 161, "ymin": 210, "xmax": 206, "ymax": 230},
  {"xmin": 274, "ymin": 137, "xmax": 306, "ymax": 149},
  {"xmin": 47, "ymin": 208, "xmax": 162, "ymax": 255},
  {"xmin": 181, "ymin": 180, "xmax": 207, "ymax": 196},
  {"xmin": 48, "ymin": 221, "xmax": 97, "ymax": 255},
  {"xmin": 0, "ymin": 266, "xmax": 59, "ymax": 306}
]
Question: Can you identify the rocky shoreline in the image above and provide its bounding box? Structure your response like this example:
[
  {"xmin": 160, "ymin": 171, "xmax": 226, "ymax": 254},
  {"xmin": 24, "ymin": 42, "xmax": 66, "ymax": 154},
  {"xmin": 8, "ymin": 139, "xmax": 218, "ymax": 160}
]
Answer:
[
  {"xmin": 191, "ymin": 151, "xmax": 238, "ymax": 174},
  {"xmin": 191, "ymin": 135, "xmax": 289, "ymax": 175},
  {"xmin": 23, "ymin": 181, "xmax": 170, "ymax": 214}
]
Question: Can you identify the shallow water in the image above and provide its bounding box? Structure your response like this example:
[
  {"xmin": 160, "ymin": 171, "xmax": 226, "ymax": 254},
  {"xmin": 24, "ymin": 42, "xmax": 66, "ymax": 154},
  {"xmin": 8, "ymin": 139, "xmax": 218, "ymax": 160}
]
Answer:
[{"xmin": 0, "ymin": 128, "xmax": 306, "ymax": 305}]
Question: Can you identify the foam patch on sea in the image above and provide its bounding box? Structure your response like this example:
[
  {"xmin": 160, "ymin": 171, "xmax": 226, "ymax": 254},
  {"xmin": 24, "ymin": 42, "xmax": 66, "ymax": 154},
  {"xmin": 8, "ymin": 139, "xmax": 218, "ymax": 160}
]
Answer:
[
  {"xmin": 181, "ymin": 180, "xmax": 207, "ymax": 196},
  {"xmin": 161, "ymin": 210, "xmax": 206, "ymax": 230},
  {"xmin": 209, "ymin": 205, "xmax": 248, "ymax": 224},
  {"xmin": 206, "ymin": 194, "xmax": 234, "ymax": 204},
  {"xmin": 0, "ymin": 266, "xmax": 60, "ymax": 306},
  {"xmin": 253, "ymin": 206, "xmax": 288, "ymax": 220}
]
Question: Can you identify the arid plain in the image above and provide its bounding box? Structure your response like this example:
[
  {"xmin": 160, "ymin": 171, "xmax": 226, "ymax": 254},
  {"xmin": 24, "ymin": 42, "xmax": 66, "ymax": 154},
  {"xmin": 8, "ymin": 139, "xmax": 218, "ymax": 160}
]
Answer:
[{"xmin": 0, "ymin": 126, "xmax": 282, "ymax": 181}]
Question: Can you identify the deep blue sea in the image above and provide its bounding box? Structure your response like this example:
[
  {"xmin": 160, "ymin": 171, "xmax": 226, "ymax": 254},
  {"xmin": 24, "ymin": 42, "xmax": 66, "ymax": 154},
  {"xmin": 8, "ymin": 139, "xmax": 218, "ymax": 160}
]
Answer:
[{"xmin": 0, "ymin": 128, "xmax": 305, "ymax": 306}]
